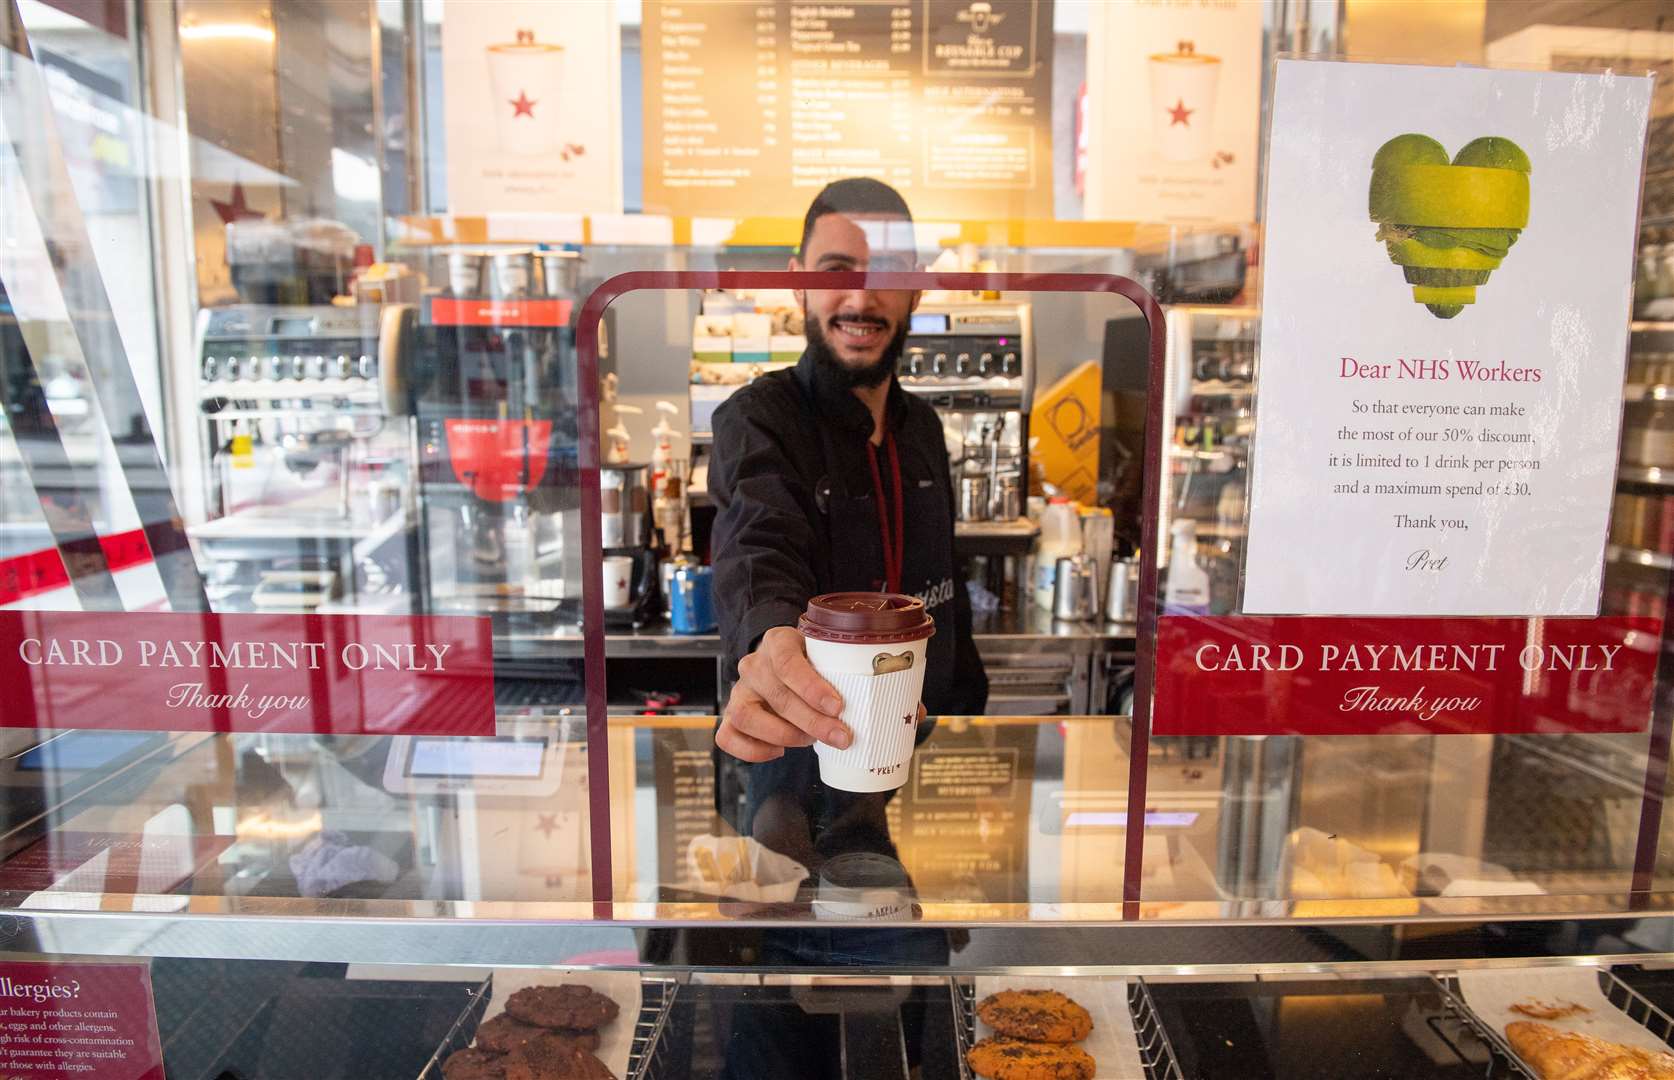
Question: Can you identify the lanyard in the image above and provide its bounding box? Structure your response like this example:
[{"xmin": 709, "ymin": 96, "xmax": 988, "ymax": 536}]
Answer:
[{"xmin": 865, "ymin": 430, "xmax": 905, "ymax": 594}]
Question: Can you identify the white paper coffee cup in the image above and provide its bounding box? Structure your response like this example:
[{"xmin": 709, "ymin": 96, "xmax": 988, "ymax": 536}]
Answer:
[
  {"xmin": 799, "ymin": 593, "xmax": 936, "ymax": 793},
  {"xmin": 602, "ymin": 555, "xmax": 633, "ymax": 609},
  {"xmin": 813, "ymin": 852, "xmax": 913, "ymax": 921}
]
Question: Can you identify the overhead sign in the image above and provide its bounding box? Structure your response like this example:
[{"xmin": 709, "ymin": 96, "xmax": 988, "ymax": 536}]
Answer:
[
  {"xmin": 1083, "ymin": 0, "xmax": 1262, "ymax": 224},
  {"xmin": 641, "ymin": 0, "xmax": 1054, "ymax": 220},
  {"xmin": 442, "ymin": 0, "xmax": 623, "ymax": 214},
  {"xmin": 1, "ymin": 610, "xmax": 495, "ymax": 736},
  {"xmin": 1243, "ymin": 59, "xmax": 1651, "ymax": 616}
]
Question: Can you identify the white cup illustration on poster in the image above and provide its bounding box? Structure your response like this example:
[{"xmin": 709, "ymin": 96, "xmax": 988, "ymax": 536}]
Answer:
[
  {"xmin": 1148, "ymin": 40, "xmax": 1221, "ymax": 165},
  {"xmin": 487, "ymin": 29, "xmax": 565, "ymax": 157}
]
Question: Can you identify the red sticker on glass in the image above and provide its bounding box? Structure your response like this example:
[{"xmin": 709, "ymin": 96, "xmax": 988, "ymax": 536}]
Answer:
[
  {"xmin": 1154, "ymin": 615, "xmax": 1661, "ymax": 736},
  {"xmin": 0, "ymin": 611, "xmax": 495, "ymax": 736},
  {"xmin": 0, "ymin": 960, "xmax": 163, "ymax": 1079}
]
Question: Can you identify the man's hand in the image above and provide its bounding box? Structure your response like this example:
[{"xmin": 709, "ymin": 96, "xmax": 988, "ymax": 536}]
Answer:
[{"xmin": 717, "ymin": 626, "xmax": 850, "ymax": 762}]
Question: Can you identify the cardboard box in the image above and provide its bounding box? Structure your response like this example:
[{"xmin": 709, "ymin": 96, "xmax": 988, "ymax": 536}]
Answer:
[
  {"xmin": 692, "ymin": 315, "xmax": 732, "ymax": 363},
  {"xmin": 770, "ymin": 335, "xmax": 806, "ymax": 363},
  {"xmin": 730, "ymin": 313, "xmax": 772, "ymax": 363},
  {"xmin": 1029, "ymin": 360, "xmax": 1101, "ymax": 503}
]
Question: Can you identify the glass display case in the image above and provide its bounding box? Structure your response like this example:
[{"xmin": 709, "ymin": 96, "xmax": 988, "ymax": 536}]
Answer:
[{"xmin": 6, "ymin": 4, "xmax": 1674, "ymax": 1080}]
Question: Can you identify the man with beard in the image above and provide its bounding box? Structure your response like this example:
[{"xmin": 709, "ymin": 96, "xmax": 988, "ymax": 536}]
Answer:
[{"xmin": 709, "ymin": 177, "xmax": 988, "ymax": 770}]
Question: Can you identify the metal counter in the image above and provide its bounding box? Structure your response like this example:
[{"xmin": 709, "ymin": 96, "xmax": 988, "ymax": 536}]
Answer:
[
  {"xmin": 495, "ymin": 604, "xmax": 1135, "ymax": 659},
  {"xmin": 494, "ymin": 606, "xmax": 1137, "ymax": 714}
]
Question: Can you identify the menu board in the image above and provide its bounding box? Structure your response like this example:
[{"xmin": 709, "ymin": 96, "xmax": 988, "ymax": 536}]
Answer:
[
  {"xmin": 642, "ymin": 0, "xmax": 1054, "ymax": 220},
  {"xmin": 1243, "ymin": 60, "xmax": 1650, "ymax": 616}
]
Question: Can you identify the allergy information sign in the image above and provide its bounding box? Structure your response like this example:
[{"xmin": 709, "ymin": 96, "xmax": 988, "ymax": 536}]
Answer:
[
  {"xmin": 0, "ymin": 960, "xmax": 164, "ymax": 1079},
  {"xmin": 1243, "ymin": 59, "xmax": 1652, "ymax": 616}
]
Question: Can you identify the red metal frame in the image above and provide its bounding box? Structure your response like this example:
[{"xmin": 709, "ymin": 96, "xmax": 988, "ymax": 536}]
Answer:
[{"xmin": 573, "ymin": 271, "xmax": 1169, "ymax": 915}]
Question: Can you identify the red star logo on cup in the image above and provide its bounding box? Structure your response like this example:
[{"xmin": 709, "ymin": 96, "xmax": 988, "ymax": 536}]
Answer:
[
  {"xmin": 903, "ymin": 712, "xmax": 915, "ymax": 725},
  {"xmin": 534, "ymin": 813, "xmax": 558, "ymax": 838},
  {"xmin": 510, "ymin": 90, "xmax": 537, "ymax": 118},
  {"xmin": 1167, "ymin": 98, "xmax": 1193, "ymax": 127},
  {"xmin": 615, "ymin": 576, "xmax": 627, "ymax": 590}
]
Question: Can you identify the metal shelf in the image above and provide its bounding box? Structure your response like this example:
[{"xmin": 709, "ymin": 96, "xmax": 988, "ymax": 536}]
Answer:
[
  {"xmin": 1190, "ymin": 380, "xmax": 1255, "ymax": 396},
  {"xmin": 1618, "ymin": 465, "xmax": 1674, "ymax": 489},
  {"xmin": 1608, "ymin": 543, "xmax": 1674, "ymax": 570}
]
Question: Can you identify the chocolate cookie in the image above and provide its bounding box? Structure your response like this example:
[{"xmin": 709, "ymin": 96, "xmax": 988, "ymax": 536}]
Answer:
[
  {"xmin": 977, "ymin": 990, "xmax": 1094, "ymax": 1043},
  {"xmin": 504, "ymin": 985, "xmax": 620, "ymax": 1032},
  {"xmin": 474, "ymin": 1014, "xmax": 544, "ymax": 1054},
  {"xmin": 966, "ymin": 1037, "xmax": 1095, "ymax": 1080},
  {"xmin": 442, "ymin": 1047, "xmax": 507, "ymax": 1080},
  {"xmin": 476, "ymin": 1014, "xmax": 601, "ymax": 1055},
  {"xmin": 502, "ymin": 1032, "xmax": 616, "ymax": 1080}
]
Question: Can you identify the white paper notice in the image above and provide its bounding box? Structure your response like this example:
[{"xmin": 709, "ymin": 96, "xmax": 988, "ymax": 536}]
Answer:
[
  {"xmin": 1084, "ymin": 0, "xmax": 1261, "ymax": 224},
  {"xmin": 442, "ymin": 1, "xmax": 623, "ymax": 215},
  {"xmin": 1244, "ymin": 60, "xmax": 1651, "ymax": 616}
]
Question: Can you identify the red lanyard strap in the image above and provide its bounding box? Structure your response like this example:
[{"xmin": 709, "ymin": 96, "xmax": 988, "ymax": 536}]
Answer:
[{"xmin": 865, "ymin": 431, "xmax": 905, "ymax": 593}]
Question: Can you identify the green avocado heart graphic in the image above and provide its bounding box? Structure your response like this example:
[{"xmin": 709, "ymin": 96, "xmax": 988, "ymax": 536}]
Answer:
[{"xmin": 1368, "ymin": 134, "xmax": 1531, "ymax": 319}]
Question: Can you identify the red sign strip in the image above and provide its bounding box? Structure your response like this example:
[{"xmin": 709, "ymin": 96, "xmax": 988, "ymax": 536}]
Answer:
[
  {"xmin": 1154, "ymin": 614, "xmax": 1662, "ymax": 736},
  {"xmin": 429, "ymin": 297, "xmax": 573, "ymax": 327},
  {"xmin": 0, "ymin": 609, "xmax": 496, "ymax": 736},
  {"xmin": 0, "ymin": 528, "xmax": 157, "ymax": 606}
]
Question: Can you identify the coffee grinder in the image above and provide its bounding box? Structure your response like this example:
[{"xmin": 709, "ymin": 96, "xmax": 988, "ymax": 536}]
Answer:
[{"xmin": 415, "ymin": 248, "xmax": 580, "ymax": 615}]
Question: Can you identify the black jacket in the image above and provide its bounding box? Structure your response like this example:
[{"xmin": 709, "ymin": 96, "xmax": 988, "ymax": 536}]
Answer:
[{"xmin": 709, "ymin": 351, "xmax": 988, "ymax": 716}]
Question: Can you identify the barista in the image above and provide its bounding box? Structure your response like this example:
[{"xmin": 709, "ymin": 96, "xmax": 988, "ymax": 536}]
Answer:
[{"xmin": 709, "ymin": 177, "xmax": 988, "ymax": 766}]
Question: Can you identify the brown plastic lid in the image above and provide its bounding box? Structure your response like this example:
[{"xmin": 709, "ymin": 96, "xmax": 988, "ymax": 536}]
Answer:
[{"xmin": 798, "ymin": 592, "xmax": 936, "ymax": 644}]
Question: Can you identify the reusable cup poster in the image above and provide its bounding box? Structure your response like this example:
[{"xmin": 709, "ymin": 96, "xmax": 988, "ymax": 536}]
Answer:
[
  {"xmin": 442, "ymin": 1, "xmax": 623, "ymax": 214},
  {"xmin": 1243, "ymin": 60, "xmax": 1651, "ymax": 616},
  {"xmin": 1083, "ymin": 0, "xmax": 1262, "ymax": 224}
]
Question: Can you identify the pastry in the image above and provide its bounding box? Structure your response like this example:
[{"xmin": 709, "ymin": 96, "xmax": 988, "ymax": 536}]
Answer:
[
  {"xmin": 966, "ymin": 1037, "xmax": 1095, "ymax": 1080},
  {"xmin": 977, "ymin": 990, "xmax": 1093, "ymax": 1043},
  {"xmin": 476, "ymin": 1013, "xmax": 599, "ymax": 1055},
  {"xmin": 504, "ymin": 985, "xmax": 620, "ymax": 1032},
  {"xmin": 1506, "ymin": 1020, "xmax": 1674, "ymax": 1079},
  {"xmin": 1512, "ymin": 999, "xmax": 1592, "ymax": 1021},
  {"xmin": 502, "ymin": 1031, "xmax": 616, "ymax": 1080},
  {"xmin": 442, "ymin": 1047, "xmax": 507, "ymax": 1080}
]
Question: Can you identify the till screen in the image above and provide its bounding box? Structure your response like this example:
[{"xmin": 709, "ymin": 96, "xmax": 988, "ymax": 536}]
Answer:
[{"xmin": 406, "ymin": 738, "xmax": 547, "ymax": 779}]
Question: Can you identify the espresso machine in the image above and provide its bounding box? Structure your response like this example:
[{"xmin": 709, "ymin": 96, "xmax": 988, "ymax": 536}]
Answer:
[
  {"xmin": 414, "ymin": 248, "xmax": 582, "ymax": 616},
  {"xmin": 898, "ymin": 301, "xmax": 1036, "ymax": 604},
  {"xmin": 188, "ymin": 302, "xmax": 419, "ymax": 611}
]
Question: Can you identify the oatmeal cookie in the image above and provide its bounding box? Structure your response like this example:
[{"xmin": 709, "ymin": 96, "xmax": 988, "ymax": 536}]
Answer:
[
  {"xmin": 977, "ymin": 990, "xmax": 1094, "ymax": 1043},
  {"xmin": 503, "ymin": 985, "xmax": 620, "ymax": 1031},
  {"xmin": 966, "ymin": 1037, "xmax": 1095, "ymax": 1080}
]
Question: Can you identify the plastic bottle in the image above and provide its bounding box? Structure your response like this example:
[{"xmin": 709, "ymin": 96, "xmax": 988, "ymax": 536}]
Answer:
[
  {"xmin": 1163, "ymin": 518, "xmax": 1211, "ymax": 615},
  {"xmin": 1031, "ymin": 497, "xmax": 1083, "ymax": 610},
  {"xmin": 650, "ymin": 400, "xmax": 679, "ymax": 499},
  {"xmin": 650, "ymin": 401, "xmax": 687, "ymax": 551},
  {"xmin": 608, "ymin": 403, "xmax": 642, "ymax": 464}
]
